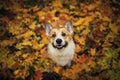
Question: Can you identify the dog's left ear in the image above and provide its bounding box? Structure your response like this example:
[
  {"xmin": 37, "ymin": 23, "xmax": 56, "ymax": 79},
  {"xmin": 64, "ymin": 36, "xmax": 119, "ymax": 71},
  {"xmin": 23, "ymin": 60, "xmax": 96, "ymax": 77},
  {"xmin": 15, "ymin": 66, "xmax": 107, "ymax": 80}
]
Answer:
[
  {"xmin": 65, "ymin": 20, "xmax": 73, "ymax": 34},
  {"xmin": 45, "ymin": 22, "xmax": 52, "ymax": 35}
]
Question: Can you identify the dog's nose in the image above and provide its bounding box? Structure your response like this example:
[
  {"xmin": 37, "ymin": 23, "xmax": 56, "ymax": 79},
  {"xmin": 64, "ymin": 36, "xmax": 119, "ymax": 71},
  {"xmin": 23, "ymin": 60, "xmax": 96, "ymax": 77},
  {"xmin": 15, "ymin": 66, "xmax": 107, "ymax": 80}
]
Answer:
[{"xmin": 56, "ymin": 38, "xmax": 62, "ymax": 44}]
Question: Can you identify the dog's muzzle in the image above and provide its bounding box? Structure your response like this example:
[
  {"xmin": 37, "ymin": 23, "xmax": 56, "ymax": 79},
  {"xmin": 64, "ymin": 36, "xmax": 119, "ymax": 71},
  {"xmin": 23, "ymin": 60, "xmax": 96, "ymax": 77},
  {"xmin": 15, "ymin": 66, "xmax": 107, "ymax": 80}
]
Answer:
[{"xmin": 52, "ymin": 39, "xmax": 68, "ymax": 49}]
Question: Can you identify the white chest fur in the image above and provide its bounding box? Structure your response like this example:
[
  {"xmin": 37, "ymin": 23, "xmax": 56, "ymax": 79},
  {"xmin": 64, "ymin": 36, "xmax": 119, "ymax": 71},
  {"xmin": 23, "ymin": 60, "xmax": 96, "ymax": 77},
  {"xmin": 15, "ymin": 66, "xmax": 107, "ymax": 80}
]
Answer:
[{"xmin": 48, "ymin": 40, "xmax": 75, "ymax": 66}]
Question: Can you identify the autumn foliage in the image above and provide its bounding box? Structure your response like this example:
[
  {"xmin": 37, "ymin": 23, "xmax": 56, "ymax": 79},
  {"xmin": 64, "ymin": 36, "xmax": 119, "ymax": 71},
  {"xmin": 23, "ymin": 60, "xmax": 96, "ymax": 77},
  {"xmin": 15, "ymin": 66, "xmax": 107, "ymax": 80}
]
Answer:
[{"xmin": 0, "ymin": 0, "xmax": 120, "ymax": 80}]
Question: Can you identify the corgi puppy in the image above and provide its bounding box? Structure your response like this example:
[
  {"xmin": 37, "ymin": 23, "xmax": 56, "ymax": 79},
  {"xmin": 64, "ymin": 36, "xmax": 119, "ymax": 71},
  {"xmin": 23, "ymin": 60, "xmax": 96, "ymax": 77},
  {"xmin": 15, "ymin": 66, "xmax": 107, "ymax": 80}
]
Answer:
[{"xmin": 45, "ymin": 21, "xmax": 75, "ymax": 66}]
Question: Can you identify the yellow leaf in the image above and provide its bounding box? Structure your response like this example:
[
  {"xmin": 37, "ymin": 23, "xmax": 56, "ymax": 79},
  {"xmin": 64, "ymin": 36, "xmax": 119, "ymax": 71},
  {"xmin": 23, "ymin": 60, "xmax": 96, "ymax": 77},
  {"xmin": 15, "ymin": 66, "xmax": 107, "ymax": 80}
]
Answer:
[
  {"xmin": 82, "ymin": 28, "xmax": 90, "ymax": 35},
  {"xmin": 101, "ymin": 16, "xmax": 111, "ymax": 21},
  {"xmin": 52, "ymin": 0, "xmax": 62, "ymax": 8},
  {"xmin": 75, "ymin": 44, "xmax": 81, "ymax": 53},
  {"xmin": 87, "ymin": 4, "xmax": 97, "ymax": 11},
  {"xmin": 37, "ymin": 11, "xmax": 45, "ymax": 17},
  {"xmin": 90, "ymin": 48, "xmax": 96, "ymax": 56},
  {"xmin": 32, "ymin": 6, "xmax": 40, "ymax": 12},
  {"xmin": 54, "ymin": 66, "xmax": 61, "ymax": 73},
  {"xmin": 75, "ymin": 35, "xmax": 86, "ymax": 45},
  {"xmin": 70, "ymin": 5, "xmax": 76, "ymax": 10},
  {"xmin": 22, "ymin": 54, "xmax": 29, "ymax": 59},
  {"xmin": 74, "ymin": 17, "xmax": 93, "ymax": 26},
  {"xmin": 32, "ymin": 43, "xmax": 44, "ymax": 50},
  {"xmin": 16, "ymin": 30, "xmax": 35, "ymax": 39},
  {"xmin": 7, "ymin": 56, "xmax": 16, "ymax": 68},
  {"xmin": 74, "ymin": 18, "xmax": 84, "ymax": 26},
  {"xmin": 99, "ymin": 24, "xmax": 106, "ymax": 31},
  {"xmin": 109, "ymin": 23, "xmax": 120, "ymax": 34},
  {"xmin": 39, "ymin": 43, "xmax": 45, "ymax": 49},
  {"xmin": 0, "ymin": 39, "xmax": 16, "ymax": 47},
  {"xmin": 22, "ymin": 40, "xmax": 32, "ymax": 46},
  {"xmin": 15, "ymin": 43, "xmax": 24, "ymax": 50},
  {"xmin": 15, "ymin": 51, "xmax": 22, "ymax": 56},
  {"xmin": 14, "ymin": 70, "xmax": 20, "ymax": 75},
  {"xmin": 29, "ymin": 21, "xmax": 36, "ymax": 30}
]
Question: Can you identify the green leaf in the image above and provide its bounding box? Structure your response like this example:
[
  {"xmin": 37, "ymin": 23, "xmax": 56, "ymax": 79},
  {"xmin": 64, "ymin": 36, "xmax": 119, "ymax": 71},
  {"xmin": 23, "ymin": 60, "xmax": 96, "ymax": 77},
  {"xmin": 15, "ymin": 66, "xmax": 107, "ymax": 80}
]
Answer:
[
  {"xmin": 0, "ymin": 1, "xmax": 3, "ymax": 9},
  {"xmin": 105, "ymin": 48, "xmax": 112, "ymax": 54},
  {"xmin": 106, "ymin": 69, "xmax": 120, "ymax": 80},
  {"xmin": 28, "ymin": 66, "xmax": 35, "ymax": 76},
  {"xmin": 105, "ymin": 48, "xmax": 119, "ymax": 59},
  {"xmin": 62, "ymin": 3, "xmax": 70, "ymax": 9},
  {"xmin": 20, "ymin": 65, "xmax": 25, "ymax": 70},
  {"xmin": 105, "ymin": 57, "xmax": 112, "ymax": 64},
  {"xmin": 16, "ymin": 77, "xmax": 24, "ymax": 80},
  {"xmin": 34, "ymin": 16, "xmax": 39, "ymax": 23},
  {"xmin": 24, "ymin": 0, "xmax": 36, "ymax": 8},
  {"xmin": 89, "ymin": 24, "xmax": 95, "ymax": 30}
]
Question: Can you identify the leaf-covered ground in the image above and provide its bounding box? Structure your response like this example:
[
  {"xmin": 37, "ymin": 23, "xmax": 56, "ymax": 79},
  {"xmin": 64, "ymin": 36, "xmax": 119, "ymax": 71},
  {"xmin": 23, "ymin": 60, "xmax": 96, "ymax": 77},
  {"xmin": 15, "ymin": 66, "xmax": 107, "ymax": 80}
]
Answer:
[{"xmin": 0, "ymin": 0, "xmax": 120, "ymax": 80}]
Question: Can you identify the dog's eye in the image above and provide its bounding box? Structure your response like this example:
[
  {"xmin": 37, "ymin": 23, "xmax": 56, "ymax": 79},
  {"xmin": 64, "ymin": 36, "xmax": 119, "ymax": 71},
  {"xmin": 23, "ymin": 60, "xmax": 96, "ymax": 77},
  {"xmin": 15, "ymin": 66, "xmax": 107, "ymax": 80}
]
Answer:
[
  {"xmin": 52, "ymin": 34, "xmax": 56, "ymax": 37},
  {"xmin": 62, "ymin": 32, "xmax": 66, "ymax": 37}
]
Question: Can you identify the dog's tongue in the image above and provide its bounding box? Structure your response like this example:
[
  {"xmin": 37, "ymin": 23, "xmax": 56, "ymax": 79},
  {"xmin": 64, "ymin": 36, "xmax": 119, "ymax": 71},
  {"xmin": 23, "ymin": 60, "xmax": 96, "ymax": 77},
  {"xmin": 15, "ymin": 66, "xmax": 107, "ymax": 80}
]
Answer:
[{"xmin": 57, "ymin": 45, "xmax": 63, "ymax": 49}]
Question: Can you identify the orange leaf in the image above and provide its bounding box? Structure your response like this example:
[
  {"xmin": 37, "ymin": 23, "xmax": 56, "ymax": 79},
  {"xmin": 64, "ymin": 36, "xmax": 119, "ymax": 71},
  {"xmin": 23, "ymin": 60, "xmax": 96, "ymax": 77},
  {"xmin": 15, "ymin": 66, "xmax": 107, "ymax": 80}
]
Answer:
[{"xmin": 76, "ymin": 54, "xmax": 88, "ymax": 63}]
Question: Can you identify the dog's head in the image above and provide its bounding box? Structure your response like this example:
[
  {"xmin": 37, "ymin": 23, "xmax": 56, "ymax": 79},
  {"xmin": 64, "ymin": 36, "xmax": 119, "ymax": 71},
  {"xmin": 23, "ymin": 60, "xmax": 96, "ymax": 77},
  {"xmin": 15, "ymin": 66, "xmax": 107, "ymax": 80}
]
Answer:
[{"xmin": 45, "ymin": 21, "xmax": 74, "ymax": 49}]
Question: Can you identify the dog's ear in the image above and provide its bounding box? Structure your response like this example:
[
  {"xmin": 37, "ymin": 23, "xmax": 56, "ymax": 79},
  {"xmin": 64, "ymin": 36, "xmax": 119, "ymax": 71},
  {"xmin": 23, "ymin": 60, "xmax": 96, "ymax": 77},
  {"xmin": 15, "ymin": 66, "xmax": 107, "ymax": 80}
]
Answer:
[
  {"xmin": 45, "ymin": 22, "xmax": 52, "ymax": 35},
  {"xmin": 65, "ymin": 20, "xmax": 73, "ymax": 34}
]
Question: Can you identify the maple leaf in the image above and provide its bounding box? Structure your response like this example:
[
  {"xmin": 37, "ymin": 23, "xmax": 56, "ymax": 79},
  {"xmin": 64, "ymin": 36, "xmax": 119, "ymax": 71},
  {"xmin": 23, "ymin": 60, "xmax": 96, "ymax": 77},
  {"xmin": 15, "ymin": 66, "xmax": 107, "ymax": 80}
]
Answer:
[
  {"xmin": 76, "ymin": 54, "xmax": 88, "ymax": 63},
  {"xmin": 34, "ymin": 70, "xmax": 42, "ymax": 80}
]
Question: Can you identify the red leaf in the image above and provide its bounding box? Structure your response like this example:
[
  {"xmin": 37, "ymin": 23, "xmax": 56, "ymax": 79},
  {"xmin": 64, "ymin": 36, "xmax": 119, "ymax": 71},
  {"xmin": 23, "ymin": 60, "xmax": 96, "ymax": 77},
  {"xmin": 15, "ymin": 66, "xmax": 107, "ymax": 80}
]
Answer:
[
  {"xmin": 34, "ymin": 70, "xmax": 42, "ymax": 80},
  {"xmin": 35, "ymin": 25, "xmax": 44, "ymax": 34},
  {"xmin": 59, "ymin": 15, "xmax": 66, "ymax": 21},
  {"xmin": 77, "ymin": 54, "xmax": 88, "ymax": 63}
]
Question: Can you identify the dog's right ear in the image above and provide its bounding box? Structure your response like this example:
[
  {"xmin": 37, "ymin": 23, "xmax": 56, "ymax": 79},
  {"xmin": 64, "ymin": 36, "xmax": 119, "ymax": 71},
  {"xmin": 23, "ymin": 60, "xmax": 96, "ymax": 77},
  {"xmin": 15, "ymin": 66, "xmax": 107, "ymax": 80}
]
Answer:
[
  {"xmin": 45, "ymin": 22, "xmax": 52, "ymax": 35},
  {"xmin": 65, "ymin": 20, "xmax": 73, "ymax": 34}
]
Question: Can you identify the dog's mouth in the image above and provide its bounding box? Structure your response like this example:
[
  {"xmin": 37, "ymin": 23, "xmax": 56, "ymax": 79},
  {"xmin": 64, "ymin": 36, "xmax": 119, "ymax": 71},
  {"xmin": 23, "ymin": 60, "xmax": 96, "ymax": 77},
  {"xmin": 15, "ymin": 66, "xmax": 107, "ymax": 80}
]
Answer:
[
  {"xmin": 56, "ymin": 45, "xmax": 63, "ymax": 49},
  {"xmin": 52, "ymin": 42, "xmax": 68, "ymax": 49}
]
